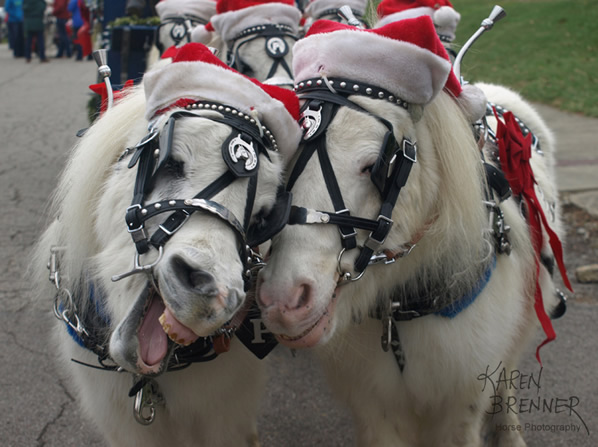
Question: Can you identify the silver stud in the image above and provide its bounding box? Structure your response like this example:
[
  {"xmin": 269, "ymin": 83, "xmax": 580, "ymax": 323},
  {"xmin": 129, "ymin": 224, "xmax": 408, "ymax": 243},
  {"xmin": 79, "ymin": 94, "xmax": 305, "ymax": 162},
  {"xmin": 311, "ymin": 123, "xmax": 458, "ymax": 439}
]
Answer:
[
  {"xmin": 250, "ymin": 119, "xmax": 256, "ymax": 124},
  {"xmin": 232, "ymin": 110, "xmax": 238, "ymax": 115},
  {"xmin": 218, "ymin": 105, "xmax": 224, "ymax": 111},
  {"xmin": 306, "ymin": 80, "xmax": 312, "ymax": 86},
  {"xmin": 340, "ymin": 81, "xmax": 347, "ymax": 88},
  {"xmin": 388, "ymin": 96, "xmax": 395, "ymax": 102},
  {"xmin": 141, "ymin": 209, "xmax": 148, "ymax": 215},
  {"xmin": 353, "ymin": 84, "xmax": 359, "ymax": 91},
  {"xmin": 244, "ymin": 115, "xmax": 250, "ymax": 120},
  {"xmin": 169, "ymin": 200, "xmax": 176, "ymax": 206},
  {"xmin": 225, "ymin": 107, "xmax": 231, "ymax": 113},
  {"xmin": 184, "ymin": 199, "xmax": 193, "ymax": 206},
  {"xmin": 153, "ymin": 149, "xmax": 160, "ymax": 158},
  {"xmin": 366, "ymin": 88, "xmax": 372, "ymax": 95},
  {"xmin": 378, "ymin": 92, "xmax": 384, "ymax": 99},
  {"xmin": 299, "ymin": 82, "xmax": 305, "ymax": 88},
  {"xmin": 316, "ymin": 79, "xmax": 323, "ymax": 86},
  {"xmin": 211, "ymin": 104, "xmax": 217, "ymax": 110},
  {"xmin": 154, "ymin": 203, "xmax": 162, "ymax": 209}
]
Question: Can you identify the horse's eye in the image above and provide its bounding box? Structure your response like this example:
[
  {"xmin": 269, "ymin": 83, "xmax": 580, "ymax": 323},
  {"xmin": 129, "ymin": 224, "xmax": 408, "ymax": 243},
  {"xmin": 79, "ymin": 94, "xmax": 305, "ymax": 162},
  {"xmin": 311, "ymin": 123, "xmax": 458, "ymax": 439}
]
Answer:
[
  {"xmin": 361, "ymin": 164, "xmax": 374, "ymax": 174},
  {"xmin": 163, "ymin": 158, "xmax": 185, "ymax": 179}
]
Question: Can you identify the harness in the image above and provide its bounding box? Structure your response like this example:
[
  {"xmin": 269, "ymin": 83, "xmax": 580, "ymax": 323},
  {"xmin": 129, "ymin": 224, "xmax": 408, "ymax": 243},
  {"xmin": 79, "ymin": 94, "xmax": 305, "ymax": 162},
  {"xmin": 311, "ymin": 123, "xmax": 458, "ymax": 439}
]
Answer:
[
  {"xmin": 50, "ymin": 100, "xmax": 287, "ymax": 424},
  {"xmin": 156, "ymin": 15, "xmax": 208, "ymax": 54},
  {"xmin": 287, "ymin": 77, "xmax": 521, "ymax": 373},
  {"xmin": 288, "ymin": 77, "xmax": 419, "ymax": 282},
  {"xmin": 226, "ymin": 24, "xmax": 297, "ymax": 82}
]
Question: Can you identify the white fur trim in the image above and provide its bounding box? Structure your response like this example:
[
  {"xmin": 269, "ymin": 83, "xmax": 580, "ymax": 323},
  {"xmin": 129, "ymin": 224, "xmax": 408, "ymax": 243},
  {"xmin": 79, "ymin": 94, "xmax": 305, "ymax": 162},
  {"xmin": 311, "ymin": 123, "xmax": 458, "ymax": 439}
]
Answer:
[
  {"xmin": 456, "ymin": 83, "xmax": 487, "ymax": 122},
  {"xmin": 433, "ymin": 6, "xmax": 460, "ymax": 42},
  {"xmin": 143, "ymin": 62, "xmax": 301, "ymax": 157},
  {"xmin": 375, "ymin": 7, "xmax": 434, "ymax": 27},
  {"xmin": 210, "ymin": 3, "xmax": 301, "ymax": 42},
  {"xmin": 191, "ymin": 24, "xmax": 214, "ymax": 44},
  {"xmin": 156, "ymin": 0, "xmax": 217, "ymax": 21},
  {"xmin": 293, "ymin": 30, "xmax": 451, "ymax": 105},
  {"xmin": 304, "ymin": 0, "xmax": 369, "ymax": 19}
]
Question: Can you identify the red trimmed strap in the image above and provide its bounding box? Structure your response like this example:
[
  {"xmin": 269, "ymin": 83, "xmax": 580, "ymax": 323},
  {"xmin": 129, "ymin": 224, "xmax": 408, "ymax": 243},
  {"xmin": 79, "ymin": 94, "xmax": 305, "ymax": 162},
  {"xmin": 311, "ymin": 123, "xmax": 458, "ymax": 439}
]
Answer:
[{"xmin": 493, "ymin": 108, "xmax": 573, "ymax": 364}]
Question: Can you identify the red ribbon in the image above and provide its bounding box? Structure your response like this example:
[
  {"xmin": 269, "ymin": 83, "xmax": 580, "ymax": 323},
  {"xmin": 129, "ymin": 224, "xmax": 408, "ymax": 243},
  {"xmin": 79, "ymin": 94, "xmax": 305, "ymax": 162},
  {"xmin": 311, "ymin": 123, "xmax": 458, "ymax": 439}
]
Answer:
[
  {"xmin": 493, "ymin": 108, "xmax": 573, "ymax": 364},
  {"xmin": 89, "ymin": 79, "xmax": 135, "ymax": 115}
]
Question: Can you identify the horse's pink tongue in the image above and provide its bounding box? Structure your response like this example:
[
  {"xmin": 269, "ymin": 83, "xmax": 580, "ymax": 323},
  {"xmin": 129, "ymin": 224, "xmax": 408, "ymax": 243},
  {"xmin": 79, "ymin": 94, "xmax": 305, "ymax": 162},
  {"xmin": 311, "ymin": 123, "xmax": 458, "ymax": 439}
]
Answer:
[
  {"xmin": 138, "ymin": 296, "xmax": 168, "ymax": 366},
  {"xmin": 159, "ymin": 308, "xmax": 199, "ymax": 346}
]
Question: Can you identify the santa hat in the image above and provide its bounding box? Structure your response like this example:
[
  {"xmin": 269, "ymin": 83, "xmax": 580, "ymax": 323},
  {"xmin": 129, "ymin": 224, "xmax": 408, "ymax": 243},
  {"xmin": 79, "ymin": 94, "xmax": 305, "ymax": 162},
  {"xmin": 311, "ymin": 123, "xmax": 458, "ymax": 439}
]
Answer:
[
  {"xmin": 376, "ymin": 0, "xmax": 460, "ymax": 43},
  {"xmin": 155, "ymin": 0, "xmax": 217, "ymax": 22},
  {"xmin": 293, "ymin": 18, "xmax": 486, "ymax": 120},
  {"xmin": 304, "ymin": 0, "xmax": 369, "ymax": 21},
  {"xmin": 143, "ymin": 43, "xmax": 301, "ymax": 157},
  {"xmin": 193, "ymin": 0, "xmax": 301, "ymax": 44}
]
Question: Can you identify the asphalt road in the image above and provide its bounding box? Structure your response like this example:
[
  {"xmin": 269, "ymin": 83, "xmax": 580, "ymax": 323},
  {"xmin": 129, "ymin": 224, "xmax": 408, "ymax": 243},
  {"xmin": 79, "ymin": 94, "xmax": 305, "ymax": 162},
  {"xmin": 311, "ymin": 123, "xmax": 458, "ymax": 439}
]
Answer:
[{"xmin": 1, "ymin": 44, "xmax": 596, "ymax": 446}]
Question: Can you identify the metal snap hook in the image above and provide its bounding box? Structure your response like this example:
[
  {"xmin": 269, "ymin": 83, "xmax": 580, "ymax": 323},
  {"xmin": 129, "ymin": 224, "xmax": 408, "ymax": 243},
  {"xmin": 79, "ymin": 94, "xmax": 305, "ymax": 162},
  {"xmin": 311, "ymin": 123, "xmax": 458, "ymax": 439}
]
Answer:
[{"xmin": 111, "ymin": 246, "xmax": 164, "ymax": 282}]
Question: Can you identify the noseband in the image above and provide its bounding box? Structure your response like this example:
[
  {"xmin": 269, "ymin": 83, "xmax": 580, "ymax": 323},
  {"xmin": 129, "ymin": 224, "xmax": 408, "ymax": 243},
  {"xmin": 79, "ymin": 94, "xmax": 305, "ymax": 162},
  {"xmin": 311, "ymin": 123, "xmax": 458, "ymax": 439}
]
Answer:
[
  {"xmin": 227, "ymin": 24, "xmax": 297, "ymax": 82},
  {"xmin": 287, "ymin": 78, "xmax": 419, "ymax": 283},
  {"xmin": 115, "ymin": 101, "xmax": 287, "ymax": 284}
]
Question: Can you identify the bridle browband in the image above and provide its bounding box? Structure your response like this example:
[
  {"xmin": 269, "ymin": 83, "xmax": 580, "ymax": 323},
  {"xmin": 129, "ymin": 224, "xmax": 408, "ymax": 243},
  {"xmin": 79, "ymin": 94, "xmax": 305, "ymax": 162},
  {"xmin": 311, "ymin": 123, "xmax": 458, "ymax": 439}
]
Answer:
[
  {"xmin": 287, "ymin": 77, "xmax": 419, "ymax": 282},
  {"xmin": 156, "ymin": 14, "xmax": 208, "ymax": 54},
  {"xmin": 227, "ymin": 24, "xmax": 298, "ymax": 81}
]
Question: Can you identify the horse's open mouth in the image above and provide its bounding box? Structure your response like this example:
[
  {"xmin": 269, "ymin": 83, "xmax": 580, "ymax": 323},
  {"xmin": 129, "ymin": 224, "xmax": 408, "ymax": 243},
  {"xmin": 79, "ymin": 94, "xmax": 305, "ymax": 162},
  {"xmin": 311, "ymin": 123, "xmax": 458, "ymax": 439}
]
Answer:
[
  {"xmin": 137, "ymin": 288, "xmax": 200, "ymax": 373},
  {"xmin": 274, "ymin": 292, "xmax": 338, "ymax": 348}
]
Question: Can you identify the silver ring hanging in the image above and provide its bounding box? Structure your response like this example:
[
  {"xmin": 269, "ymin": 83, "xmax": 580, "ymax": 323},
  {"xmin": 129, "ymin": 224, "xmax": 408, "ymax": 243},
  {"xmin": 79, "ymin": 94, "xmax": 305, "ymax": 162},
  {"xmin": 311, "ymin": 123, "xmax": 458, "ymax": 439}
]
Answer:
[{"xmin": 336, "ymin": 248, "xmax": 366, "ymax": 284}]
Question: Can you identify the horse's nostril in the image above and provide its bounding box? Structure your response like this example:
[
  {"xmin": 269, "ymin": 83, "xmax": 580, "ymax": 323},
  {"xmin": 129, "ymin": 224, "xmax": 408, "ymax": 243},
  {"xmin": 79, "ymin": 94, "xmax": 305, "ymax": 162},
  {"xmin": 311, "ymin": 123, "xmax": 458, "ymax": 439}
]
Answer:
[{"xmin": 172, "ymin": 256, "xmax": 216, "ymax": 294}]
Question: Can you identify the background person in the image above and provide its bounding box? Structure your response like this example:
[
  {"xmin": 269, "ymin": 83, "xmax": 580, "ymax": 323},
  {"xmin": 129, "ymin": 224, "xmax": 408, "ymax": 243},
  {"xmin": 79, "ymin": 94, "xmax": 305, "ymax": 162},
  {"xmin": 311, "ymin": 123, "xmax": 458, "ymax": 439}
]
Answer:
[{"xmin": 23, "ymin": 0, "xmax": 49, "ymax": 62}]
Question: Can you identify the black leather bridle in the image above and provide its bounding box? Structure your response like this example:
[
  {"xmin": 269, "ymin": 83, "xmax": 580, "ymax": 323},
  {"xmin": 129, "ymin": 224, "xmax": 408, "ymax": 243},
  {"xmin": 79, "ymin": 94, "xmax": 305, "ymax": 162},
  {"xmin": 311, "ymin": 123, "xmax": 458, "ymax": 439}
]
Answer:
[
  {"xmin": 156, "ymin": 15, "xmax": 208, "ymax": 54},
  {"xmin": 287, "ymin": 78, "xmax": 419, "ymax": 281},
  {"xmin": 226, "ymin": 24, "xmax": 298, "ymax": 81},
  {"xmin": 116, "ymin": 100, "xmax": 291, "ymax": 284}
]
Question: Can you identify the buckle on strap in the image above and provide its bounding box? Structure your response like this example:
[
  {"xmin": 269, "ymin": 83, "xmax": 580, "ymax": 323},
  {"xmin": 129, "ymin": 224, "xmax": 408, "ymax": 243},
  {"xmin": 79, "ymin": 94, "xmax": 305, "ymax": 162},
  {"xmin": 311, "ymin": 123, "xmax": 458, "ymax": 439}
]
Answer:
[
  {"xmin": 364, "ymin": 215, "xmax": 393, "ymax": 251},
  {"xmin": 126, "ymin": 204, "xmax": 149, "ymax": 244}
]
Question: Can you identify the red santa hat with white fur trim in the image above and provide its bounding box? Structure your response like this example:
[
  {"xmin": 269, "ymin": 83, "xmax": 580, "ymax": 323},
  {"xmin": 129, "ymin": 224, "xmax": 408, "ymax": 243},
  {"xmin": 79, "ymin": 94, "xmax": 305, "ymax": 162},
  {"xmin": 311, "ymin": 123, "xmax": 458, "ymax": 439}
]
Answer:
[
  {"xmin": 192, "ymin": 0, "xmax": 301, "ymax": 44},
  {"xmin": 143, "ymin": 43, "xmax": 302, "ymax": 157},
  {"xmin": 376, "ymin": 0, "xmax": 460, "ymax": 43},
  {"xmin": 155, "ymin": 0, "xmax": 217, "ymax": 22},
  {"xmin": 293, "ymin": 17, "xmax": 486, "ymax": 121}
]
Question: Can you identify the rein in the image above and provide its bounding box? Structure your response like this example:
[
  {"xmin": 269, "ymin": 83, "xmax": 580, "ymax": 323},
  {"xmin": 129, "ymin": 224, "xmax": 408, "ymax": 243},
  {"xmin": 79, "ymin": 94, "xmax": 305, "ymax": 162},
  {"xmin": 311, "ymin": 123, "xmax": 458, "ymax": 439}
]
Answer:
[{"xmin": 287, "ymin": 77, "xmax": 418, "ymax": 283}]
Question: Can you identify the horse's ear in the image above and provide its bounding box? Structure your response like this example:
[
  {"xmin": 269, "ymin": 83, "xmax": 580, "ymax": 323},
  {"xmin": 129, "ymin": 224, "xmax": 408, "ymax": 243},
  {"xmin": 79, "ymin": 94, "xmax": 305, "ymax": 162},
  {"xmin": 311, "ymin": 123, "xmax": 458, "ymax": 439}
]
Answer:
[{"xmin": 246, "ymin": 189, "xmax": 292, "ymax": 247}]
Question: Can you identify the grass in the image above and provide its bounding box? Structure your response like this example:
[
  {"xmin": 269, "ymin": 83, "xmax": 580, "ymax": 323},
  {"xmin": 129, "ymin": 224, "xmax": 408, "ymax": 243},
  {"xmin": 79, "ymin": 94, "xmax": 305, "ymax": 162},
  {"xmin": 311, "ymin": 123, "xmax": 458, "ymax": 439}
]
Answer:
[
  {"xmin": 450, "ymin": 0, "xmax": 598, "ymax": 117},
  {"xmin": 365, "ymin": 0, "xmax": 598, "ymax": 117}
]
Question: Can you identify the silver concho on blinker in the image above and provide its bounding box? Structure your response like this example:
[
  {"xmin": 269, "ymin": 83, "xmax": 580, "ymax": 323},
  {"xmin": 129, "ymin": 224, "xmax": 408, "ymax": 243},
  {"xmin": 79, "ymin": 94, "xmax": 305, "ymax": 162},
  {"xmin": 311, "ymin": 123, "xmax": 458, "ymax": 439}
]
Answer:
[
  {"xmin": 300, "ymin": 106, "xmax": 322, "ymax": 141},
  {"xmin": 265, "ymin": 37, "xmax": 288, "ymax": 58},
  {"xmin": 228, "ymin": 133, "xmax": 258, "ymax": 172},
  {"xmin": 170, "ymin": 23, "xmax": 187, "ymax": 42}
]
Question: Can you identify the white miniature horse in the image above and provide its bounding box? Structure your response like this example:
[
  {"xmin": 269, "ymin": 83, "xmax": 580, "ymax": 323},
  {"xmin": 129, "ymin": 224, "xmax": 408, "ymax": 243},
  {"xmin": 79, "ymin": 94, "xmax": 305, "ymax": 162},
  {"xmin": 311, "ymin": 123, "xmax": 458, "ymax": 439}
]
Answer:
[
  {"xmin": 257, "ymin": 18, "xmax": 567, "ymax": 447},
  {"xmin": 32, "ymin": 43, "xmax": 300, "ymax": 446},
  {"xmin": 192, "ymin": 1, "xmax": 302, "ymax": 87}
]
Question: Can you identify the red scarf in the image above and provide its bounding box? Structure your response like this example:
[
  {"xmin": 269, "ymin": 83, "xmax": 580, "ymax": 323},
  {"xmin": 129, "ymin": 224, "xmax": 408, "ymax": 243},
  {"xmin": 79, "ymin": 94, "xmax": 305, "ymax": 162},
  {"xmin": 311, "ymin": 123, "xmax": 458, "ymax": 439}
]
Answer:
[{"xmin": 493, "ymin": 108, "xmax": 573, "ymax": 364}]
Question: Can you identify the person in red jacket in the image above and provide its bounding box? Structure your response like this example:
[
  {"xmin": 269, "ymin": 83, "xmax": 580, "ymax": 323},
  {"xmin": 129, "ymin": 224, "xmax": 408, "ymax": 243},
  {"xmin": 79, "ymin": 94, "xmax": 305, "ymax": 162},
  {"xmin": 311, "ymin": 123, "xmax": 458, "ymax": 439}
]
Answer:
[{"xmin": 53, "ymin": 0, "xmax": 72, "ymax": 57}]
